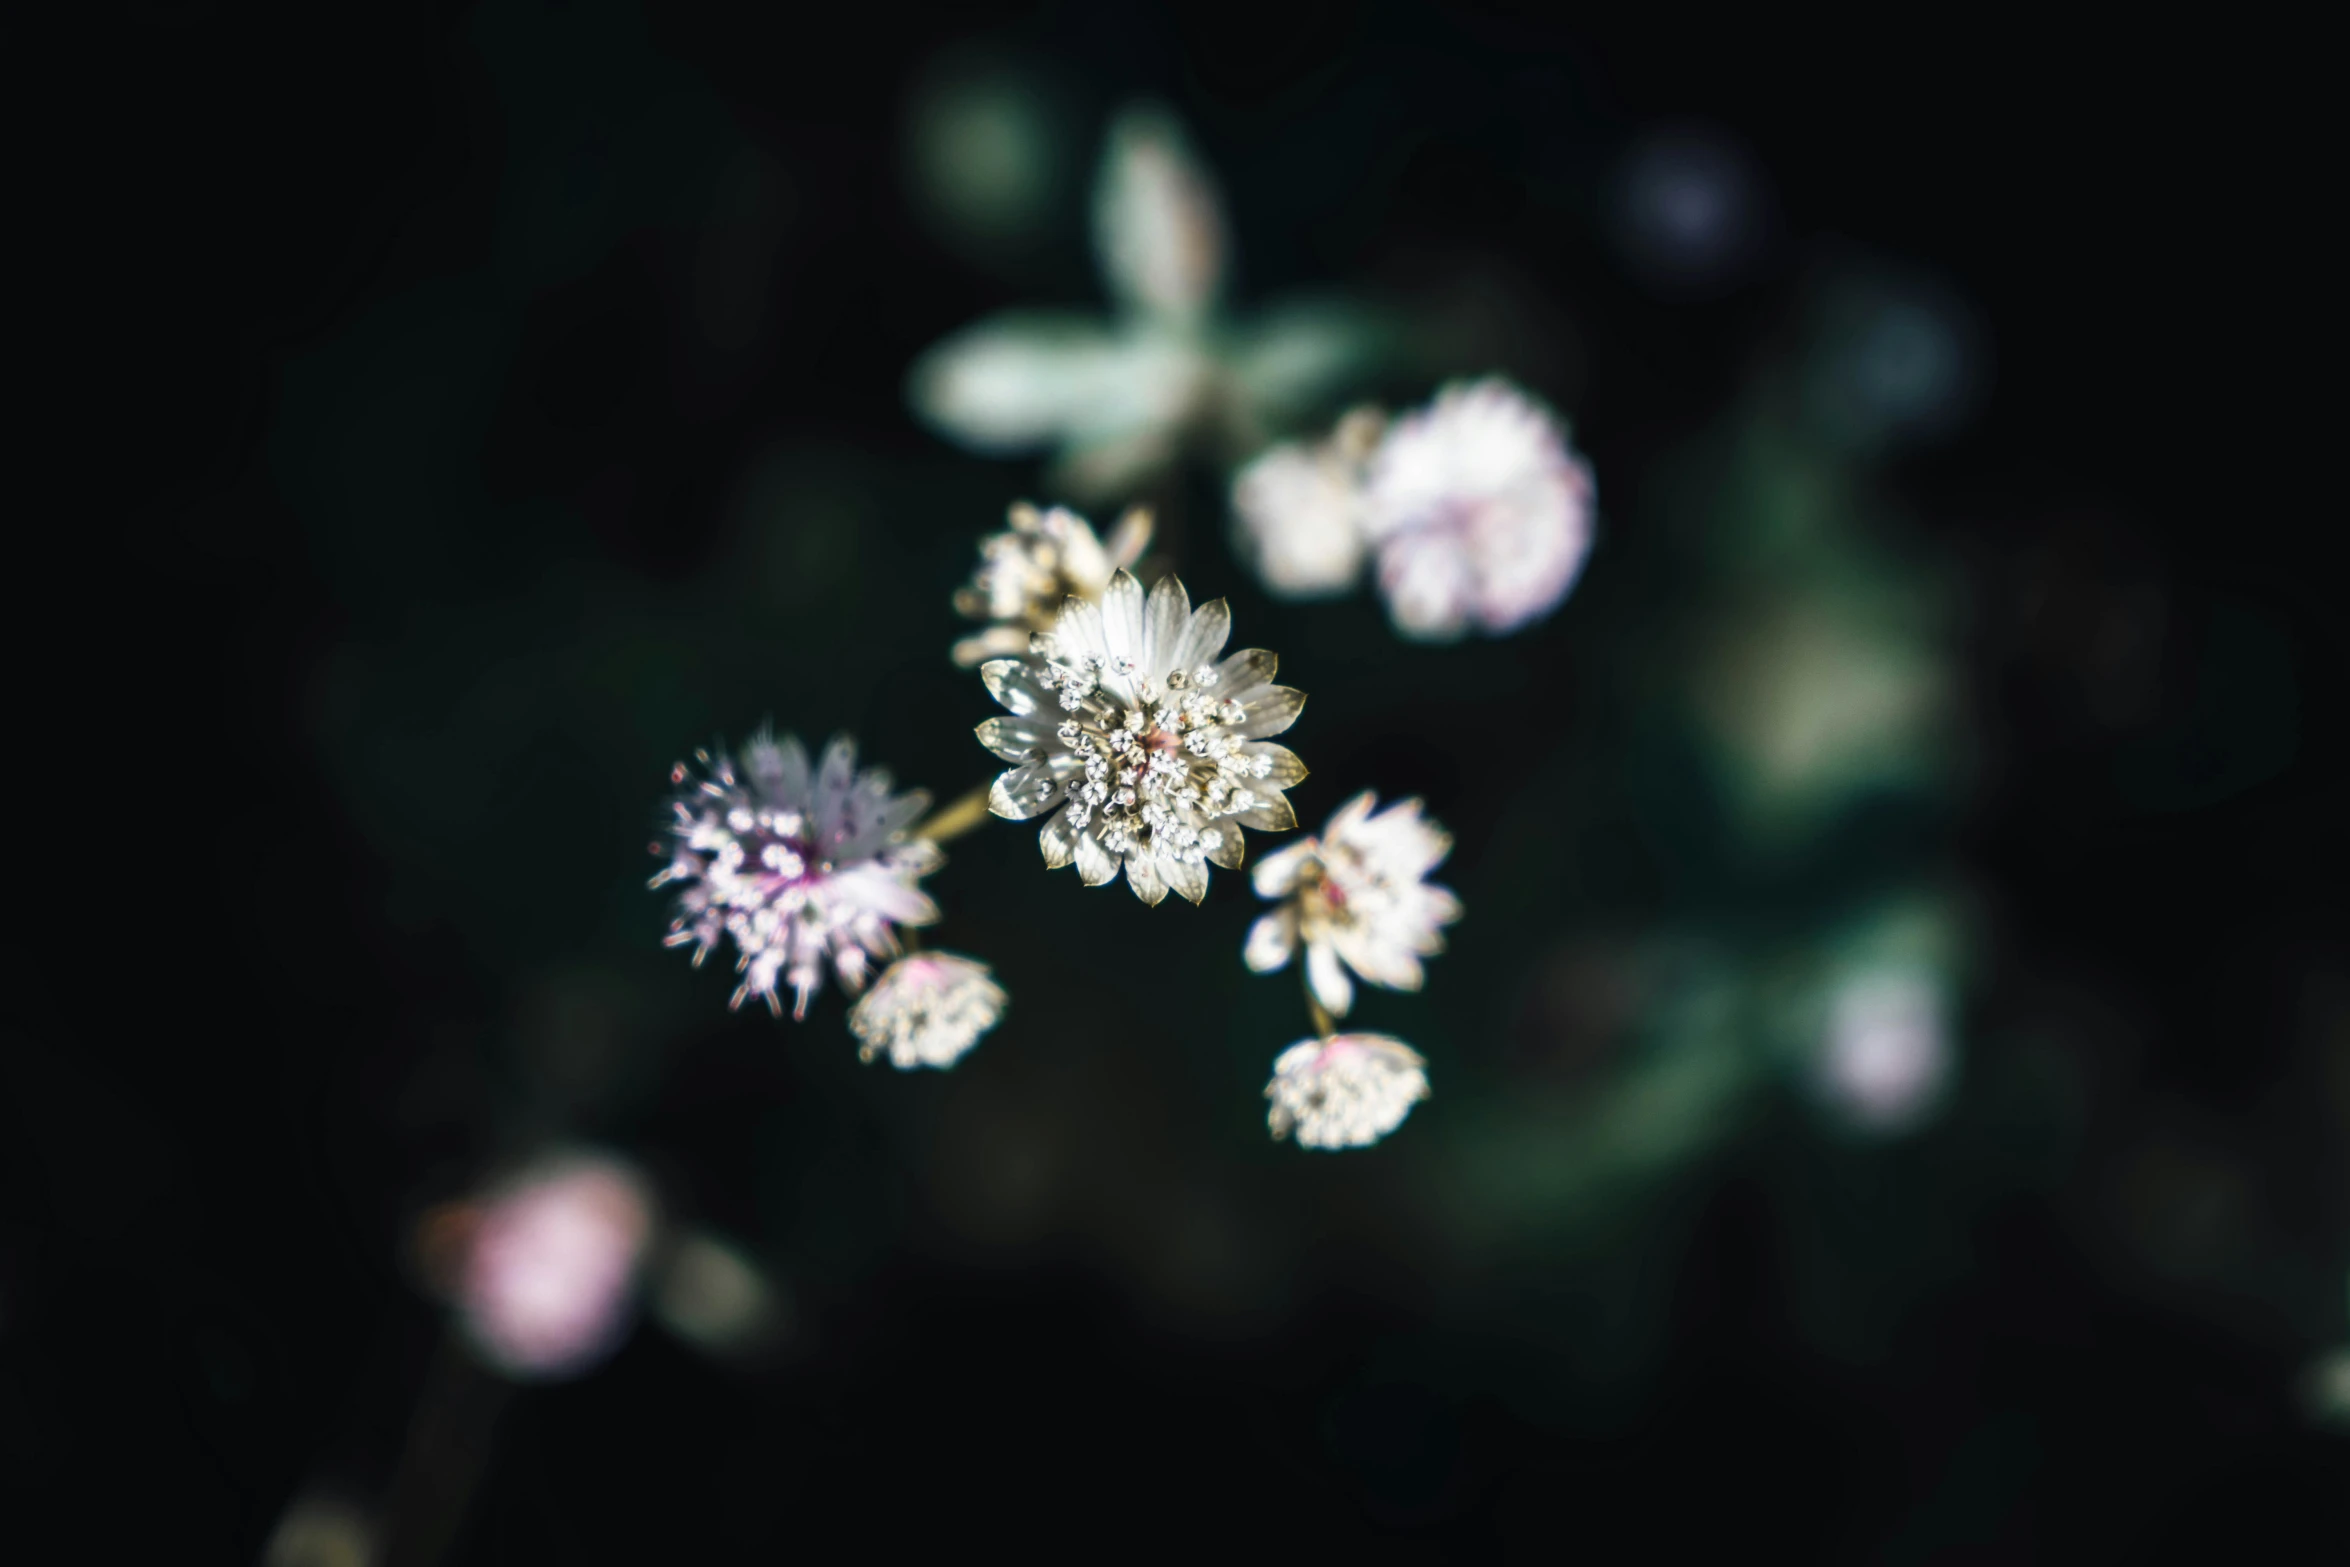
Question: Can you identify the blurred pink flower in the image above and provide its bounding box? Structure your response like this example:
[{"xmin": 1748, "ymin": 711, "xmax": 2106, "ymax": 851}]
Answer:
[
  {"xmin": 456, "ymin": 1155, "xmax": 655, "ymax": 1380},
  {"xmin": 1361, "ymin": 378, "xmax": 1595, "ymax": 640}
]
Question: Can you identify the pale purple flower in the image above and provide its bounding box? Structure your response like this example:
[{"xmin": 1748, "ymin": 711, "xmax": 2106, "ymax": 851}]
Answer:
[
  {"xmin": 848, "ymin": 951, "xmax": 1008, "ymax": 1069},
  {"xmin": 1245, "ymin": 791, "xmax": 1463, "ymax": 1016},
  {"xmin": 455, "ymin": 1154, "xmax": 655, "ymax": 1380},
  {"xmin": 1361, "ymin": 378, "xmax": 1596, "ymax": 640},
  {"xmin": 977, "ymin": 569, "xmax": 1306, "ymax": 905},
  {"xmin": 652, "ymin": 731, "xmax": 942, "ymax": 1019},
  {"xmin": 1265, "ymin": 1033, "xmax": 1430, "ymax": 1149},
  {"xmin": 953, "ymin": 500, "xmax": 1153, "ymax": 666},
  {"xmin": 1228, "ymin": 407, "xmax": 1384, "ymax": 599}
]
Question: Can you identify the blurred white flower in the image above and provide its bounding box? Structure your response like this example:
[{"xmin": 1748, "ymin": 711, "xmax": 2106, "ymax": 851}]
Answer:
[
  {"xmin": 1229, "ymin": 406, "xmax": 1384, "ymax": 599},
  {"xmin": 908, "ymin": 100, "xmax": 1391, "ymax": 501},
  {"xmin": 454, "ymin": 1154, "xmax": 655, "ymax": 1380},
  {"xmin": 953, "ymin": 499, "xmax": 1152, "ymax": 665},
  {"xmin": 1265, "ymin": 1033, "xmax": 1430, "ymax": 1149},
  {"xmin": 1362, "ymin": 378, "xmax": 1596, "ymax": 640},
  {"xmin": 652, "ymin": 731, "xmax": 942, "ymax": 1019},
  {"xmin": 848, "ymin": 951, "xmax": 1008, "ymax": 1069},
  {"xmin": 1813, "ymin": 968, "xmax": 1953, "ymax": 1134},
  {"xmin": 977, "ymin": 569, "xmax": 1306, "ymax": 905},
  {"xmin": 1246, "ymin": 791, "xmax": 1462, "ymax": 1016}
]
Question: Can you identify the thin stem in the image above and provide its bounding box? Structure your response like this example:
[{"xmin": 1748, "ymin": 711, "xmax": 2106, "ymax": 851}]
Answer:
[
  {"xmin": 1305, "ymin": 990, "xmax": 1337, "ymax": 1041},
  {"xmin": 378, "ymin": 1328, "xmax": 510, "ymax": 1567},
  {"xmin": 913, "ymin": 783, "xmax": 994, "ymax": 845}
]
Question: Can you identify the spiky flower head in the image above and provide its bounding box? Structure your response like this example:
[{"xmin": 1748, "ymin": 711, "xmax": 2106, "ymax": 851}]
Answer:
[
  {"xmin": 1265, "ymin": 1033, "xmax": 1430, "ymax": 1149},
  {"xmin": 1361, "ymin": 377, "xmax": 1596, "ymax": 640},
  {"xmin": 952, "ymin": 500, "xmax": 1154, "ymax": 666},
  {"xmin": 976, "ymin": 569, "xmax": 1306, "ymax": 905},
  {"xmin": 1229, "ymin": 406, "xmax": 1385, "ymax": 599},
  {"xmin": 652, "ymin": 730, "xmax": 941, "ymax": 1019},
  {"xmin": 848, "ymin": 952, "xmax": 1008, "ymax": 1070},
  {"xmin": 1245, "ymin": 792, "xmax": 1463, "ymax": 1016}
]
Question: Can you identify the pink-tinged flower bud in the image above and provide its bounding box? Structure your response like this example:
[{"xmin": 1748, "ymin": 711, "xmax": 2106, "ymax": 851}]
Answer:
[{"xmin": 1265, "ymin": 1033, "xmax": 1430, "ymax": 1150}]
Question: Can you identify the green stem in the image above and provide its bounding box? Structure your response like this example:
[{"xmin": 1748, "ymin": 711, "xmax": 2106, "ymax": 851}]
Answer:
[
  {"xmin": 1306, "ymin": 990, "xmax": 1337, "ymax": 1041},
  {"xmin": 913, "ymin": 783, "xmax": 994, "ymax": 845}
]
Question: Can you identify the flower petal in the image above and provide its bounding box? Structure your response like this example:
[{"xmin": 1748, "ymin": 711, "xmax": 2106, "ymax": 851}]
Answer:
[
  {"xmin": 952, "ymin": 625, "xmax": 1034, "ymax": 668},
  {"xmin": 1205, "ymin": 827, "xmax": 1246, "ymax": 870},
  {"xmin": 1074, "ymin": 830, "xmax": 1118, "ymax": 886},
  {"xmin": 988, "ymin": 764, "xmax": 1066, "ymax": 821},
  {"xmin": 1100, "ymin": 570, "xmax": 1147, "ymax": 674},
  {"xmin": 980, "ymin": 658, "xmax": 1048, "ymax": 717},
  {"xmin": 1171, "ymin": 596, "xmax": 1232, "ymax": 673},
  {"xmin": 1039, "ymin": 802, "xmax": 1080, "ymax": 870},
  {"xmin": 815, "ymin": 737, "xmax": 859, "ymax": 830},
  {"xmin": 1125, "ymin": 848, "xmax": 1168, "ymax": 905},
  {"xmin": 1306, "ymin": 941, "xmax": 1355, "ymax": 1015},
  {"xmin": 1244, "ymin": 908, "xmax": 1298, "ymax": 972},
  {"xmin": 1332, "ymin": 926, "xmax": 1424, "ymax": 992},
  {"xmin": 1234, "ymin": 687, "xmax": 1305, "ymax": 739},
  {"xmin": 1144, "ymin": 573, "xmax": 1192, "ymax": 679},
  {"xmin": 975, "ymin": 716, "xmax": 1054, "ymax": 762},
  {"xmin": 1213, "ymin": 647, "xmax": 1277, "ymax": 694},
  {"xmin": 1242, "ymin": 742, "xmax": 1309, "ymax": 788},
  {"xmin": 1237, "ymin": 796, "xmax": 1298, "ymax": 833},
  {"xmin": 1056, "ymin": 596, "xmax": 1109, "ymax": 663},
  {"xmin": 1251, "ymin": 838, "xmax": 1318, "ymax": 898},
  {"xmin": 1164, "ymin": 852, "xmax": 1209, "ymax": 904},
  {"xmin": 1102, "ymin": 505, "xmax": 1155, "ymax": 571}
]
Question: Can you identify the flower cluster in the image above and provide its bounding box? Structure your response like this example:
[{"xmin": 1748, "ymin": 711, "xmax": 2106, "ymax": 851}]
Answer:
[
  {"xmin": 1265, "ymin": 1034, "xmax": 1432, "ymax": 1150},
  {"xmin": 652, "ymin": 731, "xmax": 943, "ymax": 1020},
  {"xmin": 978, "ymin": 566, "xmax": 1306, "ymax": 904},
  {"xmin": 848, "ymin": 952, "xmax": 1008, "ymax": 1069},
  {"xmin": 1230, "ymin": 377, "xmax": 1596, "ymax": 641},
  {"xmin": 952, "ymin": 500, "xmax": 1152, "ymax": 666}
]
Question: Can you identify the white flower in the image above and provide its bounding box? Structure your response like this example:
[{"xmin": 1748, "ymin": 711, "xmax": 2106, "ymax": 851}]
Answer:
[
  {"xmin": 1245, "ymin": 792, "xmax": 1463, "ymax": 1016},
  {"xmin": 453, "ymin": 1153, "xmax": 655, "ymax": 1380},
  {"xmin": 976, "ymin": 569, "xmax": 1306, "ymax": 905},
  {"xmin": 1228, "ymin": 406, "xmax": 1384, "ymax": 599},
  {"xmin": 1361, "ymin": 377, "xmax": 1596, "ymax": 640},
  {"xmin": 1265, "ymin": 1033, "xmax": 1430, "ymax": 1149},
  {"xmin": 952, "ymin": 500, "xmax": 1152, "ymax": 666},
  {"xmin": 652, "ymin": 731, "xmax": 942, "ymax": 1019},
  {"xmin": 907, "ymin": 100, "xmax": 1391, "ymax": 502},
  {"xmin": 848, "ymin": 952, "xmax": 1008, "ymax": 1069}
]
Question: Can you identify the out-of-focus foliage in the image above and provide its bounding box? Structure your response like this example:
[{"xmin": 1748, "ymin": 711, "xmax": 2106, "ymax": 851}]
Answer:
[{"xmin": 906, "ymin": 99, "xmax": 1407, "ymax": 501}]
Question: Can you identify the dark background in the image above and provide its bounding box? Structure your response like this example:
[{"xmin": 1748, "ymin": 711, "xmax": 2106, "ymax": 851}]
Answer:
[{"xmin": 14, "ymin": 2, "xmax": 2342, "ymax": 1560}]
